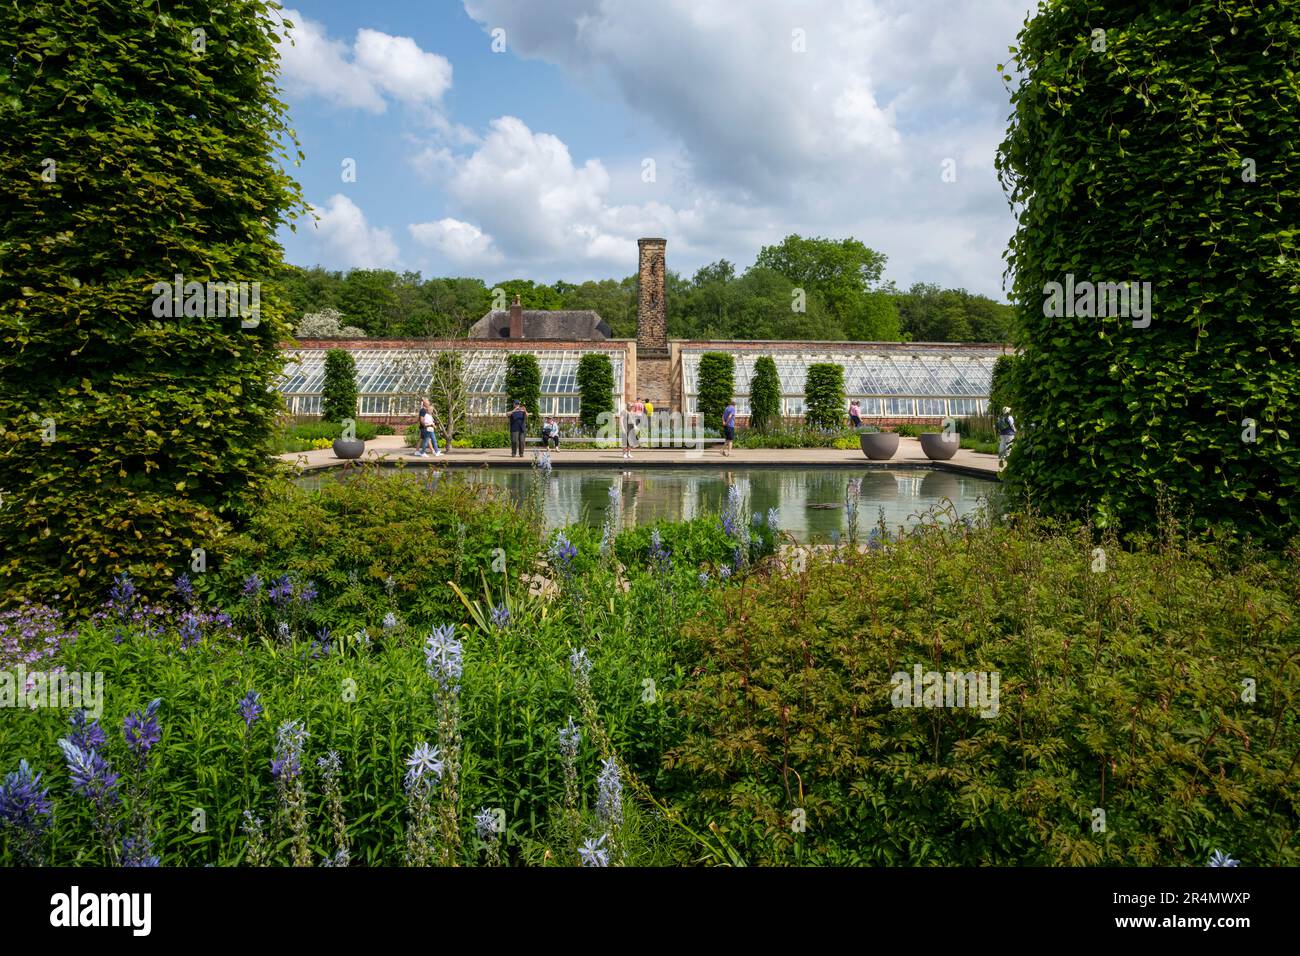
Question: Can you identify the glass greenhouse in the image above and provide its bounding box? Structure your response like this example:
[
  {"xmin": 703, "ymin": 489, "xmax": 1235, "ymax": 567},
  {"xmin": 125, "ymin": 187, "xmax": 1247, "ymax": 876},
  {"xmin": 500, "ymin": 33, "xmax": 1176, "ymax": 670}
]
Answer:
[
  {"xmin": 277, "ymin": 348, "xmax": 627, "ymax": 419},
  {"xmin": 680, "ymin": 347, "xmax": 1004, "ymax": 419}
]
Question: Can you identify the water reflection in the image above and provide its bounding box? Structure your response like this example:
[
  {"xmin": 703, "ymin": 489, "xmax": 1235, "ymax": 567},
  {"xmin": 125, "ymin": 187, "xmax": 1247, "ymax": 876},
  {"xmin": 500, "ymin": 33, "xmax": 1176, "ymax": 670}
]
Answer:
[{"xmin": 305, "ymin": 466, "xmax": 995, "ymax": 542}]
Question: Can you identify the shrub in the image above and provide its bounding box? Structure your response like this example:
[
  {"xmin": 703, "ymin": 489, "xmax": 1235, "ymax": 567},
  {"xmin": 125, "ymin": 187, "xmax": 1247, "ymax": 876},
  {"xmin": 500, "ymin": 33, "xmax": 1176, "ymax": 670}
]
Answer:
[
  {"xmin": 295, "ymin": 308, "xmax": 365, "ymax": 339},
  {"xmin": 748, "ymin": 356, "xmax": 781, "ymax": 432},
  {"xmin": 505, "ymin": 355, "xmax": 541, "ymax": 428},
  {"xmin": 803, "ymin": 364, "xmax": 845, "ymax": 430},
  {"xmin": 696, "ymin": 353, "xmax": 735, "ymax": 432},
  {"xmin": 996, "ymin": 0, "xmax": 1300, "ymax": 538},
  {"xmin": 0, "ymin": 0, "xmax": 307, "ymax": 611},
  {"xmin": 320, "ymin": 350, "xmax": 358, "ymax": 424},
  {"xmin": 666, "ymin": 519, "xmax": 1300, "ymax": 865},
  {"xmin": 987, "ymin": 353, "xmax": 1020, "ymax": 418},
  {"xmin": 576, "ymin": 353, "xmax": 615, "ymax": 430}
]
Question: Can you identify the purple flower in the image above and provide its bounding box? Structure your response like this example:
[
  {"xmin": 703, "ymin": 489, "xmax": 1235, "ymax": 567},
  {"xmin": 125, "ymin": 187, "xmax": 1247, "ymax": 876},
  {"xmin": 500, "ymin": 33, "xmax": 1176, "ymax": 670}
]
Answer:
[
  {"xmin": 424, "ymin": 624, "xmax": 463, "ymax": 692},
  {"xmin": 108, "ymin": 573, "xmax": 136, "ymax": 609},
  {"xmin": 58, "ymin": 739, "xmax": 120, "ymax": 806},
  {"xmin": 297, "ymin": 580, "xmax": 318, "ymax": 605},
  {"xmin": 0, "ymin": 760, "xmax": 52, "ymax": 832},
  {"xmin": 596, "ymin": 757, "xmax": 623, "ymax": 827},
  {"xmin": 178, "ymin": 612, "xmax": 202, "ymax": 649},
  {"xmin": 123, "ymin": 699, "xmax": 162, "ymax": 762},
  {"xmin": 239, "ymin": 691, "xmax": 263, "ymax": 729},
  {"xmin": 241, "ymin": 574, "xmax": 262, "ymax": 599},
  {"xmin": 719, "ymin": 565, "xmax": 732, "ymax": 580},
  {"xmin": 271, "ymin": 720, "xmax": 309, "ymax": 781},
  {"xmin": 767, "ymin": 508, "xmax": 780, "ymax": 531},
  {"xmin": 578, "ymin": 833, "xmax": 609, "ymax": 867},
  {"xmin": 404, "ymin": 742, "xmax": 444, "ymax": 793},
  {"xmin": 1208, "ymin": 850, "xmax": 1239, "ymax": 867},
  {"xmin": 269, "ymin": 575, "xmax": 293, "ymax": 608},
  {"xmin": 173, "ymin": 573, "xmax": 194, "ymax": 605},
  {"xmin": 489, "ymin": 604, "xmax": 511, "ymax": 630},
  {"xmin": 121, "ymin": 835, "xmax": 160, "ymax": 867},
  {"xmin": 569, "ymin": 647, "xmax": 591, "ymax": 681},
  {"xmin": 549, "ymin": 533, "xmax": 578, "ymax": 571},
  {"xmin": 68, "ymin": 710, "xmax": 106, "ymax": 754},
  {"xmin": 558, "ymin": 717, "xmax": 581, "ymax": 758}
]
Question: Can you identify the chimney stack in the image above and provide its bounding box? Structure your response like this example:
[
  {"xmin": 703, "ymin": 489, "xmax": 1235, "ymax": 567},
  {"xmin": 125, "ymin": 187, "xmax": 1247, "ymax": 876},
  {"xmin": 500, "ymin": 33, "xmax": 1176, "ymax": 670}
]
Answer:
[
  {"xmin": 637, "ymin": 238, "xmax": 668, "ymax": 354},
  {"xmin": 508, "ymin": 294, "xmax": 524, "ymax": 339}
]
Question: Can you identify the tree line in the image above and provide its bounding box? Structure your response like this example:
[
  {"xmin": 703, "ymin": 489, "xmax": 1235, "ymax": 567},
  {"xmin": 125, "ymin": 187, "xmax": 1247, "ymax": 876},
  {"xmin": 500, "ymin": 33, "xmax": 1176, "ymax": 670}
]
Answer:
[{"xmin": 274, "ymin": 234, "xmax": 1014, "ymax": 344}]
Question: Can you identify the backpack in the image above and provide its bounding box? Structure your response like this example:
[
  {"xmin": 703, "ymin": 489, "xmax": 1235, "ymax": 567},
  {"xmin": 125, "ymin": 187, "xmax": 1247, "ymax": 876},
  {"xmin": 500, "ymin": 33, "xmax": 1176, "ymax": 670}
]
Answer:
[{"xmin": 997, "ymin": 414, "xmax": 1014, "ymax": 434}]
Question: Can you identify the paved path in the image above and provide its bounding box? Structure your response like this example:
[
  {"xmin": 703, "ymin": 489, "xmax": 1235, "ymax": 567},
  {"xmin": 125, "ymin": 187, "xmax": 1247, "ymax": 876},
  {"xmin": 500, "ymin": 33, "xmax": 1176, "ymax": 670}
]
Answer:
[{"xmin": 281, "ymin": 435, "xmax": 1000, "ymax": 478}]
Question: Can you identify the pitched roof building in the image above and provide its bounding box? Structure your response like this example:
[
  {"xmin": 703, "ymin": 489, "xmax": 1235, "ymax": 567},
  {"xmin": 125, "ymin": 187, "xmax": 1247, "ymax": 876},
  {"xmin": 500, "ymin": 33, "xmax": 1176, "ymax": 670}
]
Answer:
[{"xmin": 469, "ymin": 295, "xmax": 611, "ymax": 341}]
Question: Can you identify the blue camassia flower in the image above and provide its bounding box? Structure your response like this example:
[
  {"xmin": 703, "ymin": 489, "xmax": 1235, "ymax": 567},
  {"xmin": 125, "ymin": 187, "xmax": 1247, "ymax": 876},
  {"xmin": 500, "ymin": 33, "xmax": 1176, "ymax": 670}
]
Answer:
[
  {"xmin": 124, "ymin": 699, "xmax": 162, "ymax": 761},
  {"xmin": 425, "ymin": 624, "xmax": 464, "ymax": 690},
  {"xmin": 239, "ymin": 690, "xmax": 263, "ymax": 729},
  {"xmin": 578, "ymin": 833, "xmax": 609, "ymax": 867},
  {"xmin": 1208, "ymin": 850, "xmax": 1240, "ymax": 867},
  {"xmin": 404, "ymin": 742, "xmax": 444, "ymax": 792},
  {"xmin": 0, "ymin": 760, "xmax": 52, "ymax": 831}
]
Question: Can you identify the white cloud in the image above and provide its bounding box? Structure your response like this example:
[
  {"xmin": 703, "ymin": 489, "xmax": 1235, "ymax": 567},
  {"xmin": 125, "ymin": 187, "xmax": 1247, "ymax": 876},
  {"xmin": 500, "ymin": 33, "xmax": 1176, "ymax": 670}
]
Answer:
[
  {"xmin": 460, "ymin": 0, "xmax": 1034, "ymax": 296},
  {"xmin": 306, "ymin": 195, "xmax": 401, "ymax": 269},
  {"xmin": 408, "ymin": 218, "xmax": 502, "ymax": 267},
  {"xmin": 276, "ymin": 9, "xmax": 453, "ymax": 114}
]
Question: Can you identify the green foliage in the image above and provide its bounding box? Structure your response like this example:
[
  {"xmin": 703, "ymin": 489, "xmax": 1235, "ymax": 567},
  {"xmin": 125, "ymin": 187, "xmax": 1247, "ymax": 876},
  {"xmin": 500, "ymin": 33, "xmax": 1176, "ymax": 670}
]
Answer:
[
  {"xmin": 320, "ymin": 349, "xmax": 358, "ymax": 424},
  {"xmin": 735, "ymin": 425, "xmax": 855, "ymax": 449},
  {"xmin": 211, "ymin": 469, "xmax": 535, "ymax": 635},
  {"xmin": 0, "ymin": 0, "xmax": 307, "ymax": 611},
  {"xmin": 505, "ymin": 354, "xmax": 541, "ymax": 426},
  {"xmin": 895, "ymin": 282, "xmax": 1014, "ymax": 343},
  {"xmin": 996, "ymin": 0, "xmax": 1300, "ymax": 539},
  {"xmin": 667, "ymin": 517, "xmax": 1300, "ymax": 865},
  {"xmin": 696, "ymin": 353, "xmax": 735, "ymax": 431},
  {"xmin": 803, "ymin": 364, "xmax": 845, "ymax": 430},
  {"xmin": 748, "ymin": 356, "xmax": 781, "ymax": 432},
  {"xmin": 273, "ymin": 421, "xmax": 379, "ymax": 454},
  {"xmin": 576, "ymin": 353, "xmax": 615, "ymax": 429},
  {"xmin": 755, "ymin": 235, "xmax": 898, "ymax": 340},
  {"xmin": 988, "ymin": 353, "xmax": 1021, "ymax": 417}
]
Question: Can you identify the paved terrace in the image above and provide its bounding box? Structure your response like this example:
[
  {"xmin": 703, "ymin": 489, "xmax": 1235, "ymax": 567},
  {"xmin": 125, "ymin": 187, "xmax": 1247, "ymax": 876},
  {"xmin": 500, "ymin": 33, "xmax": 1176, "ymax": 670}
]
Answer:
[{"xmin": 281, "ymin": 435, "xmax": 1000, "ymax": 479}]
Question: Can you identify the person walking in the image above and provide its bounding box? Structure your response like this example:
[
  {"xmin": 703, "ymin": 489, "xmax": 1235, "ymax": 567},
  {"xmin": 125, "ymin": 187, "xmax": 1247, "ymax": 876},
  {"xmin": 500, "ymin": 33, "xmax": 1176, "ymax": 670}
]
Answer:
[
  {"xmin": 848, "ymin": 400, "xmax": 862, "ymax": 429},
  {"xmin": 416, "ymin": 398, "xmax": 442, "ymax": 457},
  {"xmin": 722, "ymin": 400, "xmax": 737, "ymax": 456},
  {"xmin": 996, "ymin": 405, "xmax": 1017, "ymax": 468},
  {"xmin": 508, "ymin": 400, "xmax": 528, "ymax": 458},
  {"xmin": 621, "ymin": 402, "xmax": 638, "ymax": 460}
]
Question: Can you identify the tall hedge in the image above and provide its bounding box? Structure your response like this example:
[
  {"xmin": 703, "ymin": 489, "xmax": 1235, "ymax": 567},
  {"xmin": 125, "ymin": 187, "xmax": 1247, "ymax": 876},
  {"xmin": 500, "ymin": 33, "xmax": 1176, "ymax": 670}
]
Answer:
[
  {"xmin": 576, "ymin": 352, "xmax": 615, "ymax": 429},
  {"xmin": 0, "ymin": 0, "xmax": 306, "ymax": 609},
  {"xmin": 996, "ymin": 0, "xmax": 1299, "ymax": 538},
  {"xmin": 697, "ymin": 352, "xmax": 735, "ymax": 431},
  {"xmin": 505, "ymin": 354, "xmax": 541, "ymax": 426},
  {"xmin": 988, "ymin": 354, "xmax": 1021, "ymax": 417},
  {"xmin": 748, "ymin": 356, "xmax": 781, "ymax": 432},
  {"xmin": 804, "ymin": 364, "xmax": 845, "ymax": 430},
  {"xmin": 320, "ymin": 349, "xmax": 358, "ymax": 423}
]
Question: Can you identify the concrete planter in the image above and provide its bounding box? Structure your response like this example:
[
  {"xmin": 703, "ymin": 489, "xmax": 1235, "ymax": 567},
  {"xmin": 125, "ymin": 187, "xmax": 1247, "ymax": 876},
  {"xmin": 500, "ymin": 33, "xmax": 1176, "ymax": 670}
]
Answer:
[
  {"xmin": 332, "ymin": 438, "xmax": 365, "ymax": 460},
  {"xmin": 859, "ymin": 431, "xmax": 899, "ymax": 460},
  {"xmin": 918, "ymin": 432, "xmax": 959, "ymax": 461}
]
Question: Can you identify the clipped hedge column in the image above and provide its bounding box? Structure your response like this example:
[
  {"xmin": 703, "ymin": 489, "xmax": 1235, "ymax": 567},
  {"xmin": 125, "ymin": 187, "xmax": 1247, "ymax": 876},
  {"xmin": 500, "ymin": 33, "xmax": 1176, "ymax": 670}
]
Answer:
[
  {"xmin": 748, "ymin": 355, "xmax": 782, "ymax": 432},
  {"xmin": 996, "ymin": 0, "xmax": 1299, "ymax": 538},
  {"xmin": 697, "ymin": 352, "xmax": 735, "ymax": 432},
  {"xmin": 0, "ymin": 1, "xmax": 307, "ymax": 608},
  {"xmin": 577, "ymin": 352, "xmax": 615, "ymax": 429},
  {"xmin": 321, "ymin": 349, "xmax": 359, "ymax": 424},
  {"xmin": 804, "ymin": 363, "xmax": 845, "ymax": 430},
  {"xmin": 505, "ymin": 353, "xmax": 541, "ymax": 427}
]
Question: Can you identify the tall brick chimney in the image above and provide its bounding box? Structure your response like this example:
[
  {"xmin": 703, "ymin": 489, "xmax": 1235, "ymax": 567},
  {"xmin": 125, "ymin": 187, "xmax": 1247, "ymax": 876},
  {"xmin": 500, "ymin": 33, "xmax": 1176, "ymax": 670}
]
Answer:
[
  {"xmin": 637, "ymin": 238, "xmax": 667, "ymax": 354},
  {"xmin": 508, "ymin": 294, "xmax": 524, "ymax": 339}
]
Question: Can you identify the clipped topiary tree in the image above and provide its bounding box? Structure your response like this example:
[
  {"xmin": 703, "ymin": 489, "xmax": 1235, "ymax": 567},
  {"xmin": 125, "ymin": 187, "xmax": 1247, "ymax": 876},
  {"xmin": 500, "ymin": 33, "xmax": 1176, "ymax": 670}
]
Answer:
[
  {"xmin": 697, "ymin": 352, "xmax": 735, "ymax": 432},
  {"xmin": 749, "ymin": 356, "xmax": 781, "ymax": 432},
  {"xmin": 996, "ymin": 0, "xmax": 1299, "ymax": 538},
  {"xmin": 804, "ymin": 363, "xmax": 845, "ymax": 430},
  {"xmin": 505, "ymin": 353, "xmax": 541, "ymax": 427},
  {"xmin": 577, "ymin": 352, "xmax": 615, "ymax": 430},
  {"xmin": 0, "ymin": 1, "xmax": 307, "ymax": 609},
  {"xmin": 321, "ymin": 349, "xmax": 358, "ymax": 424}
]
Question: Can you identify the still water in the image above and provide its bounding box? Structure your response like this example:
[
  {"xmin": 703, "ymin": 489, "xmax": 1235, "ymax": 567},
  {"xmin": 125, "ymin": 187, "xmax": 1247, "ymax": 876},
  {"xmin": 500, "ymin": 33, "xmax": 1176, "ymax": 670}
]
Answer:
[{"xmin": 303, "ymin": 466, "xmax": 997, "ymax": 543}]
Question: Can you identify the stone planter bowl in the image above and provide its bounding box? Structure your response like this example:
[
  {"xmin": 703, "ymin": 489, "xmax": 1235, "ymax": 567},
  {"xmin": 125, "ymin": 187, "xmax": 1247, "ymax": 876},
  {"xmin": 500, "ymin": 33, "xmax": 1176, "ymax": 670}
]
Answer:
[
  {"xmin": 918, "ymin": 431, "xmax": 959, "ymax": 461},
  {"xmin": 332, "ymin": 438, "xmax": 365, "ymax": 460},
  {"xmin": 859, "ymin": 431, "xmax": 899, "ymax": 460}
]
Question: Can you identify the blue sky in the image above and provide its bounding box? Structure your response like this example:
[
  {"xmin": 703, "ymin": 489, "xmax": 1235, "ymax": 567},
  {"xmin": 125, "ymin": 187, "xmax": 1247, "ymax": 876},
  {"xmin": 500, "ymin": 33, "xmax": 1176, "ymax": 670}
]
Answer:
[{"xmin": 274, "ymin": 0, "xmax": 1034, "ymax": 299}]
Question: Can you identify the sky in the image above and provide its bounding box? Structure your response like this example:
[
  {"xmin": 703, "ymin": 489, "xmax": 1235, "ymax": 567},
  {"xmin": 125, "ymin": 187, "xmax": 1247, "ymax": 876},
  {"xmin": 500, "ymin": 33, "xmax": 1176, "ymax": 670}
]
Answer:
[{"xmin": 272, "ymin": 0, "xmax": 1037, "ymax": 300}]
